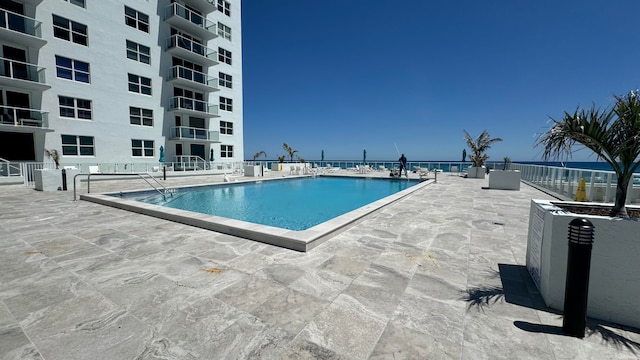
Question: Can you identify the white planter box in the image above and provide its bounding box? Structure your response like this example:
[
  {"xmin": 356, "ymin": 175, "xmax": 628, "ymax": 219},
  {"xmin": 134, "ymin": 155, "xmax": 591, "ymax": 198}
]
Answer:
[
  {"xmin": 488, "ymin": 170, "xmax": 521, "ymax": 190},
  {"xmin": 243, "ymin": 165, "xmax": 262, "ymax": 177},
  {"xmin": 526, "ymin": 199, "xmax": 640, "ymax": 328},
  {"xmin": 467, "ymin": 166, "xmax": 486, "ymax": 179},
  {"xmin": 35, "ymin": 168, "xmax": 81, "ymax": 191},
  {"xmin": 270, "ymin": 163, "xmax": 306, "ymax": 173},
  {"xmin": 34, "ymin": 169, "xmax": 62, "ymax": 191}
]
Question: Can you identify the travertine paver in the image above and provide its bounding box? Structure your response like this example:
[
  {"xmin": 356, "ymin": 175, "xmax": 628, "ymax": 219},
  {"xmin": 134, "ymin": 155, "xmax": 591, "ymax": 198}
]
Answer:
[{"xmin": 0, "ymin": 171, "xmax": 639, "ymax": 359}]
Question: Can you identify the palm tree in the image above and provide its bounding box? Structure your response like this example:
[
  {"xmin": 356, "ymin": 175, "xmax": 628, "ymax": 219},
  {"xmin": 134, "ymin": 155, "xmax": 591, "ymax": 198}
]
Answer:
[
  {"xmin": 282, "ymin": 143, "xmax": 298, "ymax": 162},
  {"xmin": 535, "ymin": 91, "xmax": 640, "ymax": 218},
  {"xmin": 253, "ymin": 150, "xmax": 267, "ymax": 161},
  {"xmin": 463, "ymin": 130, "xmax": 503, "ymax": 167}
]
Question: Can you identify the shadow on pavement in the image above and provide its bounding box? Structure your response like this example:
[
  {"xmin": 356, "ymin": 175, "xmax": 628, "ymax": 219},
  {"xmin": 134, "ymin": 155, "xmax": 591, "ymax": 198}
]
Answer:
[{"xmin": 462, "ymin": 263, "xmax": 640, "ymax": 354}]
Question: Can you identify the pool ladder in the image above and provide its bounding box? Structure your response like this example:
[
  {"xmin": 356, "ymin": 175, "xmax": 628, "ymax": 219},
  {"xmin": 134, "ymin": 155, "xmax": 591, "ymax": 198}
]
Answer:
[{"xmin": 139, "ymin": 173, "xmax": 174, "ymax": 200}]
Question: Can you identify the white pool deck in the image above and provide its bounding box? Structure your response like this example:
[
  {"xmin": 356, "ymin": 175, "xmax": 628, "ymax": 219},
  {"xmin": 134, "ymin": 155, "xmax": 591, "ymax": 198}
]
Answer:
[{"xmin": 1, "ymin": 169, "xmax": 639, "ymax": 359}]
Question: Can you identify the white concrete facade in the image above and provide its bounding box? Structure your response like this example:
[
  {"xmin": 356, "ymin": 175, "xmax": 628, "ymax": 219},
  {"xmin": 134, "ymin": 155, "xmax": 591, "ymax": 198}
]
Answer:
[{"xmin": 0, "ymin": 0, "xmax": 243, "ymax": 167}]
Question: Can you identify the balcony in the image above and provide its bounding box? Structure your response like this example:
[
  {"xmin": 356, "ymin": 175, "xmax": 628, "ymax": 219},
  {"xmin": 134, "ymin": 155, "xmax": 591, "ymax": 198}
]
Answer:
[
  {"xmin": 166, "ymin": 34, "xmax": 217, "ymax": 66},
  {"xmin": 164, "ymin": 3, "xmax": 217, "ymax": 41},
  {"xmin": 179, "ymin": 0, "xmax": 217, "ymax": 14},
  {"xmin": 0, "ymin": 106, "xmax": 49, "ymax": 129},
  {"xmin": 0, "ymin": 10, "xmax": 46, "ymax": 48},
  {"xmin": 167, "ymin": 65, "xmax": 218, "ymax": 93},
  {"xmin": 0, "ymin": 57, "xmax": 50, "ymax": 91},
  {"xmin": 170, "ymin": 126, "xmax": 220, "ymax": 142},
  {"xmin": 168, "ymin": 96, "xmax": 219, "ymax": 118}
]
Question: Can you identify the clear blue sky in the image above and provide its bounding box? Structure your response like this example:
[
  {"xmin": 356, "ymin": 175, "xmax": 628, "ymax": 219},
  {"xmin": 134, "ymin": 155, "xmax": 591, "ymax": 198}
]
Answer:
[{"xmin": 241, "ymin": 0, "xmax": 640, "ymax": 162}]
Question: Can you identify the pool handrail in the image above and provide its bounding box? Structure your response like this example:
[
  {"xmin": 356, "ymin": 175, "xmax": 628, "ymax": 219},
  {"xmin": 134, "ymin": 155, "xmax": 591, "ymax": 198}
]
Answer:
[{"xmin": 73, "ymin": 172, "xmax": 173, "ymax": 201}]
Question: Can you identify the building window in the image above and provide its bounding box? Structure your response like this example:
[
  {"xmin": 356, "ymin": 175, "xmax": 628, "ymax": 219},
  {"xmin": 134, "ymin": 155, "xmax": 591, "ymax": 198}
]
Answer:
[
  {"xmin": 131, "ymin": 139, "xmax": 154, "ymax": 157},
  {"xmin": 220, "ymin": 121, "xmax": 233, "ymax": 135},
  {"xmin": 219, "ymin": 97, "xmax": 232, "ymax": 111},
  {"xmin": 130, "ymin": 107, "xmax": 153, "ymax": 127},
  {"xmin": 53, "ymin": 15, "xmax": 88, "ymax": 46},
  {"xmin": 55, "ymin": 56, "xmax": 90, "ymax": 83},
  {"xmin": 126, "ymin": 40, "xmax": 150, "ymax": 64},
  {"xmin": 61, "ymin": 134, "xmax": 94, "ymax": 156},
  {"xmin": 217, "ymin": 0, "xmax": 230, "ymax": 16},
  {"xmin": 217, "ymin": 22, "xmax": 231, "ymax": 41},
  {"xmin": 220, "ymin": 144, "xmax": 233, "ymax": 158},
  {"xmin": 63, "ymin": 0, "xmax": 85, "ymax": 8},
  {"xmin": 218, "ymin": 47, "xmax": 232, "ymax": 65},
  {"xmin": 218, "ymin": 72, "xmax": 232, "ymax": 88},
  {"xmin": 125, "ymin": 6, "xmax": 149, "ymax": 33},
  {"xmin": 128, "ymin": 74, "xmax": 152, "ymax": 95},
  {"xmin": 59, "ymin": 96, "xmax": 92, "ymax": 119}
]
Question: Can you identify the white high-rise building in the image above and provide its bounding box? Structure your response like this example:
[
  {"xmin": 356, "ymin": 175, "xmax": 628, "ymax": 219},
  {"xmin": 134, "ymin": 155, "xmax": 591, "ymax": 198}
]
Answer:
[{"xmin": 0, "ymin": 0, "xmax": 243, "ymax": 170}]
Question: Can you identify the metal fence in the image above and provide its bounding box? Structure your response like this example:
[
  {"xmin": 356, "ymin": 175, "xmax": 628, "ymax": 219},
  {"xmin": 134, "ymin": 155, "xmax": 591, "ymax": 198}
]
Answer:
[{"xmin": 512, "ymin": 163, "xmax": 640, "ymax": 204}]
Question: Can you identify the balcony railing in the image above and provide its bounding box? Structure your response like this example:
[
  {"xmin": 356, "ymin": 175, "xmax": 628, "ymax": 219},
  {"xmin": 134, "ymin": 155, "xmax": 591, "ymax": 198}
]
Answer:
[
  {"xmin": 168, "ymin": 65, "xmax": 218, "ymax": 90},
  {"xmin": 0, "ymin": 105, "xmax": 48, "ymax": 128},
  {"xmin": 0, "ymin": 9, "xmax": 42, "ymax": 38},
  {"xmin": 164, "ymin": 3, "xmax": 216, "ymax": 39},
  {"xmin": 166, "ymin": 34, "xmax": 216, "ymax": 63},
  {"xmin": 170, "ymin": 126, "xmax": 219, "ymax": 142},
  {"xmin": 169, "ymin": 96, "xmax": 218, "ymax": 116},
  {"xmin": 0, "ymin": 57, "xmax": 47, "ymax": 84}
]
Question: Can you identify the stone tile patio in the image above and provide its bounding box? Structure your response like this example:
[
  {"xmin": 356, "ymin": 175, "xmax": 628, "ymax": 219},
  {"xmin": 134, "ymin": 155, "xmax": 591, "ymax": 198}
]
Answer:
[{"xmin": 0, "ymin": 171, "xmax": 639, "ymax": 359}]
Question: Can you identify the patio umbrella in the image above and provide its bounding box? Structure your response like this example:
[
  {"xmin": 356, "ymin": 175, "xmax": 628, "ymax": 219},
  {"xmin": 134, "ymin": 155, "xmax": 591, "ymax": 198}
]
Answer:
[
  {"xmin": 321, "ymin": 150, "xmax": 324, "ymax": 162},
  {"xmin": 462, "ymin": 149, "xmax": 466, "ymax": 162},
  {"xmin": 363, "ymin": 149, "xmax": 367, "ymax": 164},
  {"xmin": 159, "ymin": 146, "xmax": 165, "ymax": 163},
  {"xmin": 210, "ymin": 148, "xmax": 214, "ymax": 161}
]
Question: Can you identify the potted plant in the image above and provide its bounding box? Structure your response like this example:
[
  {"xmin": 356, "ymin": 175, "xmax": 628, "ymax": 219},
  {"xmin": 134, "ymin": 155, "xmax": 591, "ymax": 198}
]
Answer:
[
  {"xmin": 526, "ymin": 90, "xmax": 640, "ymax": 328},
  {"xmin": 463, "ymin": 130, "xmax": 503, "ymax": 178},
  {"xmin": 272, "ymin": 155, "xmax": 286, "ymax": 172},
  {"xmin": 35, "ymin": 149, "xmax": 62, "ymax": 191},
  {"xmin": 245, "ymin": 151, "xmax": 267, "ymax": 177},
  {"xmin": 488, "ymin": 156, "xmax": 521, "ymax": 190}
]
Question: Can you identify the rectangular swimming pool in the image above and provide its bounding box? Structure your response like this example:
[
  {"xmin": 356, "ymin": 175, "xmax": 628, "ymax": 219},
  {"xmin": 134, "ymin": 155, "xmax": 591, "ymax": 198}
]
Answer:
[
  {"xmin": 81, "ymin": 175, "xmax": 432, "ymax": 251},
  {"xmin": 118, "ymin": 177, "xmax": 419, "ymax": 231}
]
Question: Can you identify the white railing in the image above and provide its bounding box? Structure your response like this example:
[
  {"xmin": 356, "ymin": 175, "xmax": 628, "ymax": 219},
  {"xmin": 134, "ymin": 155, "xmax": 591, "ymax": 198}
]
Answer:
[
  {"xmin": 0, "ymin": 157, "xmax": 21, "ymax": 177},
  {"xmin": 168, "ymin": 96, "xmax": 218, "ymax": 116},
  {"xmin": 165, "ymin": 2, "xmax": 215, "ymax": 32},
  {"xmin": 170, "ymin": 126, "xmax": 219, "ymax": 141},
  {"xmin": 512, "ymin": 163, "xmax": 640, "ymax": 204},
  {"xmin": 0, "ymin": 57, "xmax": 47, "ymax": 84},
  {"xmin": 166, "ymin": 34, "xmax": 216, "ymax": 61},
  {"xmin": 0, "ymin": 105, "xmax": 49, "ymax": 127},
  {"xmin": 0, "ymin": 9, "xmax": 42, "ymax": 38},
  {"xmin": 168, "ymin": 65, "xmax": 217, "ymax": 89}
]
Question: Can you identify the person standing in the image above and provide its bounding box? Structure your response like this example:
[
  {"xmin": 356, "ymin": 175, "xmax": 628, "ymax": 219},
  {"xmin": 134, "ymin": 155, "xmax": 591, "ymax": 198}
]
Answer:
[{"xmin": 399, "ymin": 154, "xmax": 407, "ymax": 177}]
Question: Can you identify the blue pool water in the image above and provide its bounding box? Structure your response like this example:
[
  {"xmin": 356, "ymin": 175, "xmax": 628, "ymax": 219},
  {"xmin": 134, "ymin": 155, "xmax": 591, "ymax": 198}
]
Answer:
[{"xmin": 118, "ymin": 177, "xmax": 418, "ymax": 231}]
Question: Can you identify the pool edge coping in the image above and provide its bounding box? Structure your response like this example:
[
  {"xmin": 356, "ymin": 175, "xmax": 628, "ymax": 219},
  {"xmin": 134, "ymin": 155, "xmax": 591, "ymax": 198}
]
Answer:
[{"xmin": 80, "ymin": 176, "xmax": 434, "ymax": 252}]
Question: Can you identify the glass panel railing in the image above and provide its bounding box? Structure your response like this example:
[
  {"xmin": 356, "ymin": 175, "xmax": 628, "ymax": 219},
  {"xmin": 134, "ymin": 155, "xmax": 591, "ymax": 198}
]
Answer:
[
  {"xmin": 166, "ymin": 34, "xmax": 215, "ymax": 60},
  {"xmin": 165, "ymin": 3, "xmax": 214, "ymax": 32},
  {"xmin": 0, "ymin": 105, "xmax": 48, "ymax": 127},
  {"xmin": 169, "ymin": 96, "xmax": 217, "ymax": 115},
  {"xmin": 0, "ymin": 57, "xmax": 47, "ymax": 83},
  {"xmin": 0, "ymin": 9, "xmax": 42, "ymax": 38},
  {"xmin": 168, "ymin": 65, "xmax": 217, "ymax": 88},
  {"xmin": 170, "ymin": 126, "xmax": 220, "ymax": 142}
]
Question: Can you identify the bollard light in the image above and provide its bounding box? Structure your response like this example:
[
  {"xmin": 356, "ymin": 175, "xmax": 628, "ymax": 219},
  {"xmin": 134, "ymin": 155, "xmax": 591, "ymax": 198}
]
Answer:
[{"xmin": 562, "ymin": 217, "xmax": 595, "ymax": 338}]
